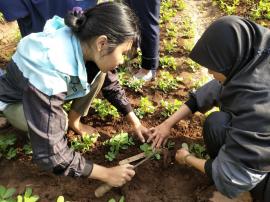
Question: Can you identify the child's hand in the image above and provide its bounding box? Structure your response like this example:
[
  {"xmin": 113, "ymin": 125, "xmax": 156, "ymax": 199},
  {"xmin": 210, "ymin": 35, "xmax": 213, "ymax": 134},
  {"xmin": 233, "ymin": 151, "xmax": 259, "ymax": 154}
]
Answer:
[
  {"xmin": 105, "ymin": 164, "xmax": 135, "ymax": 187},
  {"xmin": 147, "ymin": 122, "xmax": 171, "ymax": 148},
  {"xmin": 175, "ymin": 148, "xmax": 190, "ymax": 165}
]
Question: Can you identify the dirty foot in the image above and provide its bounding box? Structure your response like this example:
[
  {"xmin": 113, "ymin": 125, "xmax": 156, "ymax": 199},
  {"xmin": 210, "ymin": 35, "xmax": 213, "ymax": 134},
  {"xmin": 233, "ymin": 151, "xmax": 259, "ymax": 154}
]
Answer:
[{"xmin": 70, "ymin": 122, "xmax": 98, "ymax": 136}]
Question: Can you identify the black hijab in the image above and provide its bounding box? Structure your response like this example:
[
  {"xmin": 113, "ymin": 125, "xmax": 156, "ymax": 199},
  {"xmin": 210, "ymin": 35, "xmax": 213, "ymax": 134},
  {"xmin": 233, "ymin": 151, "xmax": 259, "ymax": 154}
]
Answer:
[
  {"xmin": 190, "ymin": 16, "xmax": 270, "ymax": 171},
  {"xmin": 190, "ymin": 15, "xmax": 266, "ymax": 83}
]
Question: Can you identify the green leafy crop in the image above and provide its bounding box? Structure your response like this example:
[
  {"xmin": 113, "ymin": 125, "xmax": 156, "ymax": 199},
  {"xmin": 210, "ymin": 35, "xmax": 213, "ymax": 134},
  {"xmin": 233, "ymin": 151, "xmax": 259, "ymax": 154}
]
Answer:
[
  {"xmin": 17, "ymin": 187, "xmax": 39, "ymax": 202},
  {"xmin": 140, "ymin": 143, "xmax": 161, "ymax": 160},
  {"xmin": 104, "ymin": 132, "xmax": 134, "ymax": 161},
  {"xmin": 0, "ymin": 185, "xmax": 16, "ymax": 202},
  {"xmin": 71, "ymin": 133, "xmax": 99, "ymax": 153},
  {"xmin": 134, "ymin": 97, "xmax": 155, "ymax": 119},
  {"xmin": 0, "ymin": 134, "xmax": 17, "ymax": 160},
  {"xmin": 160, "ymin": 99, "xmax": 182, "ymax": 118},
  {"xmin": 92, "ymin": 98, "xmax": 119, "ymax": 120}
]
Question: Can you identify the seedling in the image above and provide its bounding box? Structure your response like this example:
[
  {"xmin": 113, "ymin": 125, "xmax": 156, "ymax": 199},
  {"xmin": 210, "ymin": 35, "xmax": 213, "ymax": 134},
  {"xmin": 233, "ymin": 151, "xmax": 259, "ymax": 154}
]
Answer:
[
  {"xmin": 108, "ymin": 196, "xmax": 125, "ymax": 202},
  {"xmin": 166, "ymin": 140, "xmax": 175, "ymax": 150},
  {"xmin": 126, "ymin": 78, "xmax": 145, "ymax": 92},
  {"xmin": 176, "ymin": 0, "xmax": 186, "ymax": 11},
  {"xmin": 181, "ymin": 17, "xmax": 195, "ymax": 39},
  {"xmin": 185, "ymin": 58, "xmax": 201, "ymax": 72},
  {"xmin": 63, "ymin": 101, "xmax": 72, "ymax": 113},
  {"xmin": 156, "ymin": 71, "xmax": 183, "ymax": 93},
  {"xmin": 57, "ymin": 196, "xmax": 65, "ymax": 202},
  {"xmin": 0, "ymin": 134, "xmax": 17, "ymax": 160},
  {"xmin": 159, "ymin": 56, "xmax": 177, "ymax": 70},
  {"xmin": 71, "ymin": 133, "xmax": 99, "ymax": 153},
  {"xmin": 163, "ymin": 39, "xmax": 177, "ymax": 53},
  {"xmin": 182, "ymin": 142, "xmax": 208, "ymax": 159},
  {"xmin": 104, "ymin": 132, "xmax": 134, "ymax": 161},
  {"xmin": 251, "ymin": 0, "xmax": 270, "ymax": 20},
  {"xmin": 23, "ymin": 143, "xmax": 33, "ymax": 155},
  {"xmin": 134, "ymin": 97, "xmax": 155, "ymax": 119},
  {"xmin": 160, "ymin": 99, "xmax": 182, "ymax": 117},
  {"xmin": 17, "ymin": 187, "xmax": 39, "ymax": 202},
  {"xmin": 192, "ymin": 75, "xmax": 210, "ymax": 90},
  {"xmin": 165, "ymin": 23, "xmax": 179, "ymax": 38},
  {"xmin": 140, "ymin": 143, "xmax": 161, "ymax": 160},
  {"xmin": 0, "ymin": 185, "xmax": 16, "ymax": 202},
  {"xmin": 160, "ymin": 0, "xmax": 177, "ymax": 24},
  {"xmin": 118, "ymin": 72, "xmax": 129, "ymax": 86},
  {"xmin": 92, "ymin": 98, "xmax": 120, "ymax": 120},
  {"xmin": 214, "ymin": 0, "xmax": 239, "ymax": 15}
]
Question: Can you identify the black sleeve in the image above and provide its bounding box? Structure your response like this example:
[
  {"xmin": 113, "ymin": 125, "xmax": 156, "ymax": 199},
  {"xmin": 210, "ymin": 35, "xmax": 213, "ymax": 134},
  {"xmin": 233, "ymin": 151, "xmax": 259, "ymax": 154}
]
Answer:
[
  {"xmin": 102, "ymin": 70, "xmax": 132, "ymax": 116},
  {"xmin": 190, "ymin": 79, "xmax": 222, "ymax": 113},
  {"xmin": 22, "ymin": 83, "xmax": 93, "ymax": 177},
  {"xmin": 185, "ymin": 95, "xmax": 198, "ymax": 113},
  {"xmin": 204, "ymin": 159, "xmax": 214, "ymax": 182}
]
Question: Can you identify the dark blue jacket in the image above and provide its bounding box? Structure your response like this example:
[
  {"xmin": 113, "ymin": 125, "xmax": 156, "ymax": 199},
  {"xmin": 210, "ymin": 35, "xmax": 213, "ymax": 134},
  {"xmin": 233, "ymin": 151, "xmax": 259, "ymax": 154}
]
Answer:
[{"xmin": 0, "ymin": 0, "xmax": 96, "ymax": 36}]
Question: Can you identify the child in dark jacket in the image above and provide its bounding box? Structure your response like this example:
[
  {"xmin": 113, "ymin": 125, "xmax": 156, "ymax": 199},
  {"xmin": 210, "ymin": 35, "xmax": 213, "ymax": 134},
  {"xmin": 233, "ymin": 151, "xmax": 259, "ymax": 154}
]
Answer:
[{"xmin": 149, "ymin": 16, "xmax": 270, "ymax": 202}]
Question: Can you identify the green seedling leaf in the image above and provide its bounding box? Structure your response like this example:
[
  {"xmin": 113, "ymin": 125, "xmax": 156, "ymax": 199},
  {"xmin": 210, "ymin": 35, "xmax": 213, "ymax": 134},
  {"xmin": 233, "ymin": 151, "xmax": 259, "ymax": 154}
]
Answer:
[
  {"xmin": 17, "ymin": 195, "xmax": 23, "ymax": 202},
  {"xmin": 0, "ymin": 185, "xmax": 6, "ymax": 198},
  {"xmin": 3, "ymin": 187, "xmax": 16, "ymax": 199},
  {"xmin": 182, "ymin": 143, "xmax": 189, "ymax": 151},
  {"xmin": 108, "ymin": 198, "xmax": 116, "ymax": 202},
  {"xmin": 57, "ymin": 196, "xmax": 65, "ymax": 202},
  {"xmin": 6, "ymin": 147, "xmax": 17, "ymax": 159},
  {"xmin": 119, "ymin": 196, "xmax": 125, "ymax": 202},
  {"xmin": 24, "ymin": 187, "xmax": 32, "ymax": 198}
]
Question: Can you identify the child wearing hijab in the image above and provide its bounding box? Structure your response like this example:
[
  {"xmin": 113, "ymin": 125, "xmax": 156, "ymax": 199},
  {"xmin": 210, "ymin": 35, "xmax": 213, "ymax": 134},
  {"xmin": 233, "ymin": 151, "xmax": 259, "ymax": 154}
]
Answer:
[
  {"xmin": 148, "ymin": 16, "xmax": 270, "ymax": 201},
  {"xmin": 0, "ymin": 2, "xmax": 145, "ymax": 187}
]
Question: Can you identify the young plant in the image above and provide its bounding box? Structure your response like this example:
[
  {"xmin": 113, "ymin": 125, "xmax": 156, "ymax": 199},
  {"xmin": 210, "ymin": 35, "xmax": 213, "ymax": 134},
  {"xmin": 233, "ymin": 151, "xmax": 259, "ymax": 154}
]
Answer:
[
  {"xmin": 0, "ymin": 185, "xmax": 16, "ymax": 202},
  {"xmin": 163, "ymin": 39, "xmax": 177, "ymax": 53},
  {"xmin": 63, "ymin": 101, "xmax": 73, "ymax": 113},
  {"xmin": 159, "ymin": 56, "xmax": 177, "ymax": 70},
  {"xmin": 182, "ymin": 142, "xmax": 208, "ymax": 159},
  {"xmin": 185, "ymin": 58, "xmax": 201, "ymax": 72},
  {"xmin": 134, "ymin": 97, "xmax": 155, "ymax": 119},
  {"xmin": 160, "ymin": 99, "xmax": 182, "ymax": 117},
  {"xmin": 71, "ymin": 133, "xmax": 99, "ymax": 153},
  {"xmin": 92, "ymin": 98, "xmax": 120, "ymax": 120},
  {"xmin": 17, "ymin": 187, "xmax": 39, "ymax": 202},
  {"xmin": 140, "ymin": 143, "xmax": 161, "ymax": 160},
  {"xmin": 156, "ymin": 71, "xmax": 183, "ymax": 93},
  {"xmin": 126, "ymin": 78, "xmax": 145, "ymax": 93},
  {"xmin": 251, "ymin": 0, "xmax": 270, "ymax": 20},
  {"xmin": 165, "ymin": 22, "xmax": 179, "ymax": 38},
  {"xmin": 108, "ymin": 196, "xmax": 125, "ymax": 202},
  {"xmin": 176, "ymin": 0, "xmax": 186, "ymax": 11},
  {"xmin": 104, "ymin": 132, "xmax": 134, "ymax": 161},
  {"xmin": 181, "ymin": 17, "xmax": 195, "ymax": 39},
  {"xmin": 57, "ymin": 196, "xmax": 65, "ymax": 202},
  {"xmin": 166, "ymin": 140, "xmax": 175, "ymax": 150},
  {"xmin": 0, "ymin": 134, "xmax": 17, "ymax": 160},
  {"xmin": 23, "ymin": 143, "xmax": 33, "ymax": 155},
  {"xmin": 214, "ymin": 0, "xmax": 239, "ymax": 15},
  {"xmin": 192, "ymin": 75, "xmax": 210, "ymax": 90}
]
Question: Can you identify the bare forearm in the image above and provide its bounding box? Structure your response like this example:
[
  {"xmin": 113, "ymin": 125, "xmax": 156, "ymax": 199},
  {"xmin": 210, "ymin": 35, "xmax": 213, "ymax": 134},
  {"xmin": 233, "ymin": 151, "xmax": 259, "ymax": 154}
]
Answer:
[
  {"xmin": 126, "ymin": 111, "xmax": 141, "ymax": 127},
  {"xmin": 89, "ymin": 164, "xmax": 109, "ymax": 182},
  {"xmin": 163, "ymin": 104, "xmax": 192, "ymax": 127},
  {"xmin": 185, "ymin": 155, "xmax": 206, "ymax": 174}
]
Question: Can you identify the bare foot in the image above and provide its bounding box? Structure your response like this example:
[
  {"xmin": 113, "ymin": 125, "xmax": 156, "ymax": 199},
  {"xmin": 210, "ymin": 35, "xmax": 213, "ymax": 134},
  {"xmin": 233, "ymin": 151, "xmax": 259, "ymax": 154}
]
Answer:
[{"xmin": 70, "ymin": 122, "xmax": 97, "ymax": 136}]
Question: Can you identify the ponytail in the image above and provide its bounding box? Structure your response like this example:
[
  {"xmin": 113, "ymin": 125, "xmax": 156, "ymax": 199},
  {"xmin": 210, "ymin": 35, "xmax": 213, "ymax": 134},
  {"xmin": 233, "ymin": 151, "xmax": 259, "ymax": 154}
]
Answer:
[{"xmin": 65, "ymin": 2, "xmax": 140, "ymax": 55}]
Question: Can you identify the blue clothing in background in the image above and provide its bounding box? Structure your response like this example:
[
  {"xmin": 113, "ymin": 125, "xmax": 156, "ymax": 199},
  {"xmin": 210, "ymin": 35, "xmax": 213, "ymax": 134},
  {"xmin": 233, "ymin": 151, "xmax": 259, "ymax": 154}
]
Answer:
[
  {"xmin": 0, "ymin": 0, "xmax": 97, "ymax": 37},
  {"xmin": 125, "ymin": 0, "xmax": 160, "ymax": 71}
]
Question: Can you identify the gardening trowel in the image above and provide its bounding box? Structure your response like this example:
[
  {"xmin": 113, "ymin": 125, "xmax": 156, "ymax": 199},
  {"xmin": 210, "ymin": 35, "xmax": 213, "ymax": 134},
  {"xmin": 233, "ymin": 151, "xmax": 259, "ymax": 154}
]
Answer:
[{"xmin": 94, "ymin": 151, "xmax": 156, "ymax": 198}]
